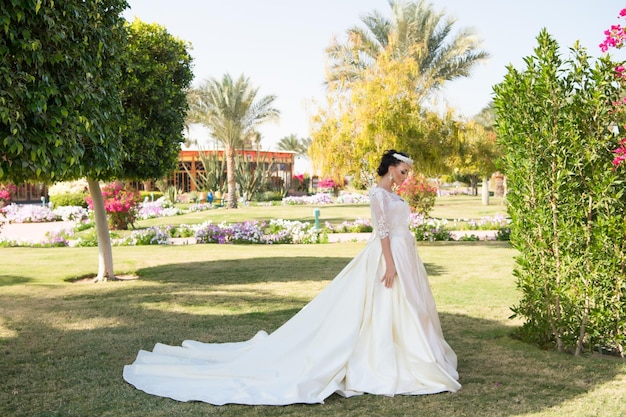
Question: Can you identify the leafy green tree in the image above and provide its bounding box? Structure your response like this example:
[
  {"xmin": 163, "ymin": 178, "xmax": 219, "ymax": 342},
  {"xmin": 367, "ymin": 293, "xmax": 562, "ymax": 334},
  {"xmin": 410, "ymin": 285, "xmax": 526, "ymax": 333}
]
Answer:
[
  {"xmin": 92, "ymin": 19, "xmax": 191, "ymax": 281},
  {"xmin": 1, "ymin": 3, "xmax": 193, "ymax": 282},
  {"xmin": 325, "ymin": 0, "xmax": 489, "ymax": 91},
  {"xmin": 0, "ymin": 0, "xmax": 127, "ymax": 183},
  {"xmin": 1, "ymin": 0, "xmax": 127, "ymax": 281},
  {"xmin": 494, "ymin": 30, "xmax": 626, "ymax": 355},
  {"xmin": 119, "ymin": 19, "xmax": 193, "ymax": 181},
  {"xmin": 187, "ymin": 74, "xmax": 280, "ymax": 208}
]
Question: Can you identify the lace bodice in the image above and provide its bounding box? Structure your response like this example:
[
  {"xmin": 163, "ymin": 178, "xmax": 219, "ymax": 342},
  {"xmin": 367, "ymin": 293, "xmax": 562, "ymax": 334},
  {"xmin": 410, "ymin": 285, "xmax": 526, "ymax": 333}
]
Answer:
[{"xmin": 369, "ymin": 187, "xmax": 411, "ymax": 239}]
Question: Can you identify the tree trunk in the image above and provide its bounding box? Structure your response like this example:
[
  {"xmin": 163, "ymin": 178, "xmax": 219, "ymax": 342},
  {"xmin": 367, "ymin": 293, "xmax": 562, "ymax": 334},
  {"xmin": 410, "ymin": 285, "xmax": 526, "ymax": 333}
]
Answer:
[
  {"xmin": 481, "ymin": 176, "xmax": 490, "ymax": 206},
  {"xmin": 226, "ymin": 145, "xmax": 238, "ymax": 209},
  {"xmin": 469, "ymin": 175, "xmax": 478, "ymax": 196},
  {"xmin": 87, "ymin": 178, "xmax": 116, "ymax": 282},
  {"xmin": 493, "ymin": 172, "xmax": 505, "ymax": 197}
]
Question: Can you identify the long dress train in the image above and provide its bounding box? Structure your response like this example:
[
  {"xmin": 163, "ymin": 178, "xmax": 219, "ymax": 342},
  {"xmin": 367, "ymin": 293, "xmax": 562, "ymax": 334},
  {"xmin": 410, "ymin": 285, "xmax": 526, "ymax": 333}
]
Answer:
[{"xmin": 123, "ymin": 187, "xmax": 461, "ymax": 405}]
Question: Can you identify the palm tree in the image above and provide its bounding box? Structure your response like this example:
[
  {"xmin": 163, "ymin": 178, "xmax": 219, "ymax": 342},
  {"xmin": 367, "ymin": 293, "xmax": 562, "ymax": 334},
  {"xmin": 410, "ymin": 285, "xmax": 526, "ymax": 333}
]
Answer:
[
  {"xmin": 277, "ymin": 134, "xmax": 312, "ymax": 156},
  {"xmin": 187, "ymin": 74, "xmax": 279, "ymax": 208},
  {"xmin": 325, "ymin": 0, "xmax": 489, "ymax": 92}
]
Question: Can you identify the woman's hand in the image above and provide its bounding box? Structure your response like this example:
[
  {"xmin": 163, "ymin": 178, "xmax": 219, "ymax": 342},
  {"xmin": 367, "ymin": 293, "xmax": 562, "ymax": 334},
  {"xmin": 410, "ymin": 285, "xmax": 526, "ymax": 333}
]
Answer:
[{"xmin": 381, "ymin": 265, "xmax": 397, "ymax": 288}]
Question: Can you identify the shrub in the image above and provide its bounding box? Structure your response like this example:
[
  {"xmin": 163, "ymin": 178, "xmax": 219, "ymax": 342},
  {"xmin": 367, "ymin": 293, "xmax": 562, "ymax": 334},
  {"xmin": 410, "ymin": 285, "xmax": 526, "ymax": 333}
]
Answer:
[
  {"xmin": 50, "ymin": 192, "xmax": 89, "ymax": 208},
  {"xmin": 397, "ymin": 174, "xmax": 437, "ymax": 216},
  {"xmin": 0, "ymin": 183, "xmax": 17, "ymax": 206},
  {"xmin": 136, "ymin": 197, "xmax": 181, "ymax": 220},
  {"xmin": 409, "ymin": 214, "xmax": 453, "ymax": 241},
  {"xmin": 458, "ymin": 234, "xmax": 480, "ymax": 242},
  {"xmin": 495, "ymin": 227, "xmax": 511, "ymax": 241},
  {"xmin": 86, "ymin": 182, "xmax": 140, "ymax": 230},
  {"xmin": 252, "ymin": 191, "xmax": 284, "ymax": 202},
  {"xmin": 125, "ymin": 227, "xmax": 169, "ymax": 245},
  {"xmin": 53, "ymin": 206, "xmax": 89, "ymax": 222},
  {"xmin": 1, "ymin": 204, "xmax": 57, "ymax": 223},
  {"xmin": 326, "ymin": 218, "xmax": 372, "ymax": 233},
  {"xmin": 494, "ymin": 30, "xmax": 626, "ymax": 355}
]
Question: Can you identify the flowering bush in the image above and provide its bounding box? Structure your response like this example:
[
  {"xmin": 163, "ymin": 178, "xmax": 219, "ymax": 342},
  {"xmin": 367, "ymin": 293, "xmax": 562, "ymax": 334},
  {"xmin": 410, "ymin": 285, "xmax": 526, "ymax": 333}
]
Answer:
[
  {"xmin": 125, "ymin": 226, "xmax": 170, "ymax": 245},
  {"xmin": 136, "ymin": 197, "xmax": 182, "ymax": 220},
  {"xmin": 600, "ymin": 8, "xmax": 626, "ymax": 52},
  {"xmin": 397, "ymin": 175, "xmax": 438, "ymax": 216},
  {"xmin": 194, "ymin": 219, "xmax": 326, "ymax": 245},
  {"xmin": 0, "ymin": 183, "xmax": 16, "ymax": 206},
  {"xmin": 465, "ymin": 213, "xmax": 510, "ymax": 230},
  {"xmin": 1, "ymin": 204, "xmax": 57, "ymax": 223},
  {"xmin": 325, "ymin": 218, "xmax": 372, "ymax": 233},
  {"xmin": 267, "ymin": 219, "xmax": 326, "ymax": 244},
  {"xmin": 195, "ymin": 222, "xmax": 230, "ymax": 244},
  {"xmin": 168, "ymin": 224, "xmax": 197, "ymax": 238},
  {"xmin": 601, "ymin": 8, "xmax": 626, "ymax": 169},
  {"xmin": 195, "ymin": 221, "xmax": 266, "ymax": 244},
  {"xmin": 230, "ymin": 221, "xmax": 266, "ymax": 244},
  {"xmin": 318, "ymin": 178, "xmax": 335, "ymax": 190},
  {"xmin": 42, "ymin": 229, "xmax": 73, "ymax": 247},
  {"xmin": 86, "ymin": 182, "xmax": 140, "ymax": 230},
  {"xmin": 291, "ymin": 174, "xmax": 309, "ymax": 192},
  {"xmin": 408, "ymin": 213, "xmax": 453, "ymax": 241},
  {"xmin": 336, "ymin": 193, "xmax": 370, "ymax": 204},
  {"xmin": 187, "ymin": 203, "xmax": 213, "ymax": 212},
  {"xmin": 53, "ymin": 206, "xmax": 90, "ymax": 222},
  {"xmin": 282, "ymin": 193, "xmax": 334, "ymax": 205},
  {"xmin": 613, "ymin": 138, "xmax": 626, "ymax": 167}
]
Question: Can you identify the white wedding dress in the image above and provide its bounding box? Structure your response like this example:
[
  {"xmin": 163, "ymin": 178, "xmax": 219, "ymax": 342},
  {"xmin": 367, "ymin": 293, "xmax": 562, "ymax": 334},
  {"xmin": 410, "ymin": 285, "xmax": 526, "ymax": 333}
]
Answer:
[{"xmin": 123, "ymin": 187, "xmax": 461, "ymax": 405}]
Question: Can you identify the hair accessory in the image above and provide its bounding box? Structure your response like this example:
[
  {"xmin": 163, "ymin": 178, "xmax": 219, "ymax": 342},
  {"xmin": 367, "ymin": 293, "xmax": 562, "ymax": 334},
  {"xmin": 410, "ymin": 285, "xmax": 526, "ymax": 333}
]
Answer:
[{"xmin": 393, "ymin": 153, "xmax": 414, "ymax": 165}]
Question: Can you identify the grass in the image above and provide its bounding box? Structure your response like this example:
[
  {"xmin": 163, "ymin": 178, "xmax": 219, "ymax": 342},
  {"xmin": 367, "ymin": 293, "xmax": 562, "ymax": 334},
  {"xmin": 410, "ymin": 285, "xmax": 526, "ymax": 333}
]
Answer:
[
  {"xmin": 430, "ymin": 195, "xmax": 508, "ymax": 220},
  {"xmin": 136, "ymin": 194, "xmax": 508, "ymax": 231},
  {"xmin": 1, "ymin": 196, "xmax": 624, "ymax": 415},
  {"xmin": 2, "ymin": 241, "xmax": 625, "ymax": 416},
  {"xmin": 138, "ymin": 203, "xmax": 372, "ymax": 229}
]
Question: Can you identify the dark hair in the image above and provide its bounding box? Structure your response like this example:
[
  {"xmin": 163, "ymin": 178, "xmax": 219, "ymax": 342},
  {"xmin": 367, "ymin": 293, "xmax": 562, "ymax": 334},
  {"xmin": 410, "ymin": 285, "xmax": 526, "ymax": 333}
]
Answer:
[{"xmin": 376, "ymin": 149, "xmax": 410, "ymax": 177}]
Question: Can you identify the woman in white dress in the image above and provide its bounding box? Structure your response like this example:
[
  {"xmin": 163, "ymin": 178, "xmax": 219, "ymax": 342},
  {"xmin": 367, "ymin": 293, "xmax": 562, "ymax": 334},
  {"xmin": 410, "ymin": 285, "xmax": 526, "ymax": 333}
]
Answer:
[{"xmin": 123, "ymin": 150, "xmax": 461, "ymax": 405}]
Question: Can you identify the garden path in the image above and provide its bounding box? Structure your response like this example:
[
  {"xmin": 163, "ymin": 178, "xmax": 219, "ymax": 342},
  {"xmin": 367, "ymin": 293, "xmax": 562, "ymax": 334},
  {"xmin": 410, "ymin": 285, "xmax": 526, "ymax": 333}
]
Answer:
[{"xmin": 0, "ymin": 221, "xmax": 75, "ymax": 243}]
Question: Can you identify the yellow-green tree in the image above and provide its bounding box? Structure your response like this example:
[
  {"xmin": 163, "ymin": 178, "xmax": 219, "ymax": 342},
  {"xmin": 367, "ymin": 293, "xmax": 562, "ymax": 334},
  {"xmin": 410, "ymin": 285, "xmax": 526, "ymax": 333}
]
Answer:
[
  {"xmin": 310, "ymin": 51, "xmax": 452, "ymax": 186},
  {"xmin": 445, "ymin": 119, "xmax": 499, "ymax": 200}
]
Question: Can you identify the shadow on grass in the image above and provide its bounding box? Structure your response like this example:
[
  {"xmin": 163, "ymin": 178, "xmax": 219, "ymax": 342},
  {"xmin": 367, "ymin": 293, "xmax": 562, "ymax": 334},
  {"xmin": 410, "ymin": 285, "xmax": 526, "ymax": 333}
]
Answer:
[
  {"xmin": 127, "ymin": 256, "xmax": 447, "ymax": 285},
  {"xmin": 1, "ymin": 252, "xmax": 624, "ymax": 416},
  {"xmin": 0, "ymin": 275, "xmax": 32, "ymax": 287}
]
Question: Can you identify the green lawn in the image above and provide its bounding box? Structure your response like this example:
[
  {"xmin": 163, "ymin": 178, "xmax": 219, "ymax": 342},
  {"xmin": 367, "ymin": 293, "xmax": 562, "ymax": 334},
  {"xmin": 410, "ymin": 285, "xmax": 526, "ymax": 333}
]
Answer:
[
  {"xmin": 136, "ymin": 194, "xmax": 508, "ymax": 230},
  {"xmin": 430, "ymin": 195, "xmax": 508, "ymax": 220},
  {"xmin": 2, "ymin": 242, "xmax": 625, "ymax": 416},
  {"xmin": 138, "ymin": 203, "xmax": 372, "ymax": 229}
]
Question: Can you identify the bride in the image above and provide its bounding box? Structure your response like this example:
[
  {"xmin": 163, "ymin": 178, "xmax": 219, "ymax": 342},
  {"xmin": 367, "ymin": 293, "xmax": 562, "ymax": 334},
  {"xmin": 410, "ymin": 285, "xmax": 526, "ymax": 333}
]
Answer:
[{"xmin": 123, "ymin": 149, "xmax": 461, "ymax": 405}]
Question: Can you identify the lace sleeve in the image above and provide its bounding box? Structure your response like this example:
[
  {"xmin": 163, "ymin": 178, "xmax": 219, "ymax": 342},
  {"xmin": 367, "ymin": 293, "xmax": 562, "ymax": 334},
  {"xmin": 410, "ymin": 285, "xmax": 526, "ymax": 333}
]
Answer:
[{"xmin": 370, "ymin": 188, "xmax": 389, "ymax": 239}]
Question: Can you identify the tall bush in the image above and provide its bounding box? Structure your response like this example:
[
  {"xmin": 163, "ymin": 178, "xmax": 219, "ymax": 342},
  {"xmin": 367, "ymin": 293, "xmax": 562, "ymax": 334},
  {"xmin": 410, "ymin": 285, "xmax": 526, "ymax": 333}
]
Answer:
[
  {"xmin": 86, "ymin": 182, "xmax": 140, "ymax": 230},
  {"xmin": 397, "ymin": 174, "xmax": 437, "ymax": 216},
  {"xmin": 494, "ymin": 30, "xmax": 626, "ymax": 356}
]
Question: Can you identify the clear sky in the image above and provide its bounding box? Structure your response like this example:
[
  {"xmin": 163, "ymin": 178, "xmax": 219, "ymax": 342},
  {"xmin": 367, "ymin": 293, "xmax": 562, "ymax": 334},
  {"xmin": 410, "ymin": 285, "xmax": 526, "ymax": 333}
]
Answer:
[{"xmin": 123, "ymin": 0, "xmax": 623, "ymax": 150}]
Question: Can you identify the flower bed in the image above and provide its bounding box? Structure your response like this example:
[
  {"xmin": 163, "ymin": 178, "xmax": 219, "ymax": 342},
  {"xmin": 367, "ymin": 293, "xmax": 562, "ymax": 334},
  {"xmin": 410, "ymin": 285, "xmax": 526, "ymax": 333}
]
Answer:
[
  {"xmin": 1, "ymin": 204, "xmax": 57, "ymax": 223},
  {"xmin": 282, "ymin": 193, "xmax": 334, "ymax": 205}
]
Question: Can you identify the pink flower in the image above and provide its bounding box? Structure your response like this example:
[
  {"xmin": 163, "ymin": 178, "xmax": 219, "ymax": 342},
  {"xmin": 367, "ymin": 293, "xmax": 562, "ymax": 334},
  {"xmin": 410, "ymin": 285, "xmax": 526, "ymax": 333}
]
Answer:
[{"xmin": 613, "ymin": 140, "xmax": 626, "ymax": 167}]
